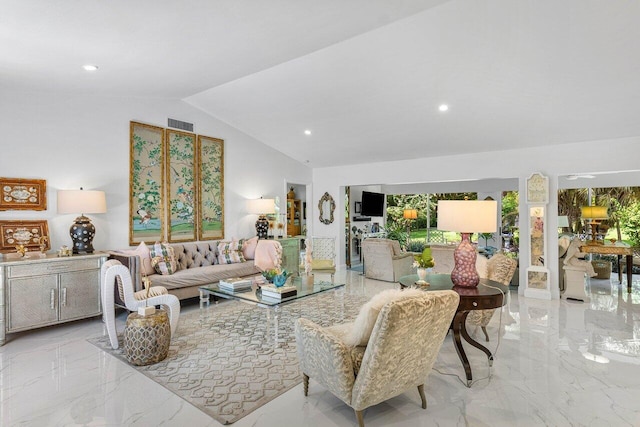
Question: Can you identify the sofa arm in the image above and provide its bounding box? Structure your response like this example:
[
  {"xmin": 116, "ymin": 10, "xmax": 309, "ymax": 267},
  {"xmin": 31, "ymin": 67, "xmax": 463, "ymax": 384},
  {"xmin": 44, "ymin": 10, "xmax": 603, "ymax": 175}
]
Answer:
[{"xmin": 108, "ymin": 252, "xmax": 144, "ymax": 292}]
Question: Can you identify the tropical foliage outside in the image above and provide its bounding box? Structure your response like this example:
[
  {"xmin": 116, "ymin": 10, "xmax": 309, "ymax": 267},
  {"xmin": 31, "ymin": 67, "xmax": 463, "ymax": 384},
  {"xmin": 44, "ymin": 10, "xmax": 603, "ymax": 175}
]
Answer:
[{"xmin": 384, "ymin": 186, "xmax": 640, "ymax": 251}]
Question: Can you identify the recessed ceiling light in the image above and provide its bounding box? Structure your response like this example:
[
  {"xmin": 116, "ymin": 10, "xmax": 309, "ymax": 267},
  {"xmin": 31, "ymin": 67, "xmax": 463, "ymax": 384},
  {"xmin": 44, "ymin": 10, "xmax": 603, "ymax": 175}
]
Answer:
[
  {"xmin": 438, "ymin": 104, "xmax": 449, "ymax": 112},
  {"xmin": 83, "ymin": 65, "xmax": 98, "ymax": 71},
  {"xmin": 304, "ymin": 130, "xmax": 312, "ymax": 135}
]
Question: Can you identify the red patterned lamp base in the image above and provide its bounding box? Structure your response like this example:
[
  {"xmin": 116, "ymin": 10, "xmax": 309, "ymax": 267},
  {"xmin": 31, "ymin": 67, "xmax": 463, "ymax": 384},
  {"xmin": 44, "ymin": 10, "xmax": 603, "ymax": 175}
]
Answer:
[{"xmin": 450, "ymin": 233, "xmax": 480, "ymax": 287}]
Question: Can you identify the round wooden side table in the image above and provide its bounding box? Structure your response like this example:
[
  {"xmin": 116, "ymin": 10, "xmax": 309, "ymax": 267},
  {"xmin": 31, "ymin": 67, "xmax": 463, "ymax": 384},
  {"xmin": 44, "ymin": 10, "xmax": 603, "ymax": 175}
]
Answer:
[
  {"xmin": 123, "ymin": 309, "xmax": 171, "ymax": 366},
  {"xmin": 399, "ymin": 273, "xmax": 508, "ymax": 387}
]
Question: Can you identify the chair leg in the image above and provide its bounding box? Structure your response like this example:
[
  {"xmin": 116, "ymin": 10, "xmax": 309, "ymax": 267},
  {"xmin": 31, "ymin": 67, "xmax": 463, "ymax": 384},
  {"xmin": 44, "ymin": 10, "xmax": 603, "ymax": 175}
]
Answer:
[
  {"xmin": 481, "ymin": 326, "xmax": 490, "ymax": 342},
  {"xmin": 303, "ymin": 373, "xmax": 309, "ymax": 396},
  {"xmin": 355, "ymin": 409, "xmax": 365, "ymax": 427},
  {"xmin": 417, "ymin": 384, "xmax": 427, "ymax": 409}
]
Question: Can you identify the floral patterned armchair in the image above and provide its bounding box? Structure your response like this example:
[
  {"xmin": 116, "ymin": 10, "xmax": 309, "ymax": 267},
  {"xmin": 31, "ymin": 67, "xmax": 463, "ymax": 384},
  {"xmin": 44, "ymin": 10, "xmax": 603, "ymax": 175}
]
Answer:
[{"xmin": 295, "ymin": 290, "xmax": 459, "ymax": 427}]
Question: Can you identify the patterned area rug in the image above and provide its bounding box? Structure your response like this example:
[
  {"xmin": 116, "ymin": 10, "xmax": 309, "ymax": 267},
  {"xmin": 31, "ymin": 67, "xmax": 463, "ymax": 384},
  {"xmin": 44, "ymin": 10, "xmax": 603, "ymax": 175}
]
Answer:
[{"xmin": 88, "ymin": 290, "xmax": 368, "ymax": 424}]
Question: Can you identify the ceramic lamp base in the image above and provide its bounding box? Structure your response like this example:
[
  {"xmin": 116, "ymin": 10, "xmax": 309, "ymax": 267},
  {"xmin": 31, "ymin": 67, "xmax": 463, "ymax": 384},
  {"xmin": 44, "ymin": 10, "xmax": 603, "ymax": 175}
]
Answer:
[
  {"xmin": 255, "ymin": 215, "xmax": 269, "ymax": 239},
  {"xmin": 451, "ymin": 233, "xmax": 480, "ymax": 287},
  {"xmin": 70, "ymin": 215, "xmax": 96, "ymax": 254}
]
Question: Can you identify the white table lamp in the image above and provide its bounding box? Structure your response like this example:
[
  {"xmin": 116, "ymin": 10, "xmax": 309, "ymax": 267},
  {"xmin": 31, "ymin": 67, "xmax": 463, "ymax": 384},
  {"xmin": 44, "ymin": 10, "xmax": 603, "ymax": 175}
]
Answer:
[
  {"xmin": 437, "ymin": 200, "xmax": 497, "ymax": 287},
  {"xmin": 57, "ymin": 188, "xmax": 107, "ymax": 253}
]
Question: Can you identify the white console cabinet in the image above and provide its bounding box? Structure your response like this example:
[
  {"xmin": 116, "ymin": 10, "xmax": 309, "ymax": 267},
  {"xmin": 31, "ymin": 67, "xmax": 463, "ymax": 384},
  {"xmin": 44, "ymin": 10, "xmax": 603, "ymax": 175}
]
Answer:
[{"xmin": 0, "ymin": 252, "xmax": 106, "ymax": 345}]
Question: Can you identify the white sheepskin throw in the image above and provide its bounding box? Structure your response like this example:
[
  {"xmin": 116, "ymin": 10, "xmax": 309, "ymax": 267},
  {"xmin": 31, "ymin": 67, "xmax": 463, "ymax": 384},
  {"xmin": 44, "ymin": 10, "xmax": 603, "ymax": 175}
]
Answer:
[{"xmin": 344, "ymin": 288, "xmax": 425, "ymax": 346}]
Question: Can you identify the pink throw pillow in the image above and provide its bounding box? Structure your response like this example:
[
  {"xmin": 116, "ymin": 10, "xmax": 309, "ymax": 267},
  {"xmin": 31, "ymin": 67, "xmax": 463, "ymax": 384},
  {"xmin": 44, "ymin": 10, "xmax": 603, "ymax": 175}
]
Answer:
[
  {"xmin": 121, "ymin": 241, "xmax": 154, "ymax": 276},
  {"xmin": 242, "ymin": 236, "xmax": 259, "ymax": 260}
]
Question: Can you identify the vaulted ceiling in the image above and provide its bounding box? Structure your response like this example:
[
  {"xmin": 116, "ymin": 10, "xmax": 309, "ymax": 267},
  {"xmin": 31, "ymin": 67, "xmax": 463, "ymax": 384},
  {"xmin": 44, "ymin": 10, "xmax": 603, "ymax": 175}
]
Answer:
[{"xmin": 4, "ymin": 1, "xmax": 640, "ymax": 167}]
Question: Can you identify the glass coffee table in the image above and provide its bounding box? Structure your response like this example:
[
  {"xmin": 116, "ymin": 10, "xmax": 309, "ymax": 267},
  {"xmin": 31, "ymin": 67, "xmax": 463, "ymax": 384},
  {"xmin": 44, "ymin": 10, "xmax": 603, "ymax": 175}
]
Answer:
[{"xmin": 199, "ymin": 275, "xmax": 345, "ymax": 345}]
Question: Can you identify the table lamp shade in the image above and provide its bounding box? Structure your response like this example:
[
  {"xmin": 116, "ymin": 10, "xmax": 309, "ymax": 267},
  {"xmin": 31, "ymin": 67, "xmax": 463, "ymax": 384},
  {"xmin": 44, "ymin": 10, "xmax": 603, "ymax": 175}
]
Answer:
[
  {"xmin": 247, "ymin": 198, "xmax": 275, "ymax": 239},
  {"xmin": 437, "ymin": 200, "xmax": 497, "ymax": 287},
  {"xmin": 581, "ymin": 206, "xmax": 608, "ymax": 220},
  {"xmin": 57, "ymin": 189, "xmax": 107, "ymax": 254},
  {"xmin": 57, "ymin": 190, "xmax": 107, "ymax": 214},
  {"xmin": 437, "ymin": 200, "xmax": 497, "ymax": 233},
  {"xmin": 403, "ymin": 209, "xmax": 418, "ymax": 220},
  {"xmin": 247, "ymin": 198, "xmax": 275, "ymax": 215},
  {"xmin": 558, "ymin": 215, "xmax": 570, "ymax": 228}
]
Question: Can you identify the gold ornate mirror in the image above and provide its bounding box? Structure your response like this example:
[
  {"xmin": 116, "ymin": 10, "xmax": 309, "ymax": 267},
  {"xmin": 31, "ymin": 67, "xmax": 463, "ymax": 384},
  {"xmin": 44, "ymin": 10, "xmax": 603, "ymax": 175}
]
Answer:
[{"xmin": 318, "ymin": 192, "xmax": 335, "ymax": 225}]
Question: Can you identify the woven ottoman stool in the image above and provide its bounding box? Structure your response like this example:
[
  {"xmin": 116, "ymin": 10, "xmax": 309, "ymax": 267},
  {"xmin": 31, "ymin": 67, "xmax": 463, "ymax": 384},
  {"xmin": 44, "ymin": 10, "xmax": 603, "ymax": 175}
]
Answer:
[
  {"xmin": 124, "ymin": 309, "xmax": 171, "ymax": 366},
  {"xmin": 591, "ymin": 260, "xmax": 612, "ymax": 280}
]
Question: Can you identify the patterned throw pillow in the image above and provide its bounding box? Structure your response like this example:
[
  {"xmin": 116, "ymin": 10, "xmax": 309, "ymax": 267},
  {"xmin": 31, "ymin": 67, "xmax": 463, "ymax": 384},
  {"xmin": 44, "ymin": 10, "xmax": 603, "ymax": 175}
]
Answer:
[
  {"xmin": 217, "ymin": 240, "xmax": 246, "ymax": 264},
  {"xmin": 150, "ymin": 242, "xmax": 177, "ymax": 275}
]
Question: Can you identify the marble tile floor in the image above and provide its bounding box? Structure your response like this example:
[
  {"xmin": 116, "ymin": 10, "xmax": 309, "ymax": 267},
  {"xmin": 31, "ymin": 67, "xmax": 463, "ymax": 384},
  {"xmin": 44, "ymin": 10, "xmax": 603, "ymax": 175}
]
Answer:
[{"xmin": 1, "ymin": 271, "xmax": 639, "ymax": 426}]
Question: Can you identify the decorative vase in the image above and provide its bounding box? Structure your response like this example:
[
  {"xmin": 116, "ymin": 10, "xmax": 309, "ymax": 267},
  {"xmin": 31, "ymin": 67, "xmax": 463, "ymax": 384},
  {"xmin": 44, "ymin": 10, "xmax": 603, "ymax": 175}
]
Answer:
[
  {"xmin": 451, "ymin": 232, "xmax": 480, "ymax": 287},
  {"xmin": 417, "ymin": 267, "xmax": 427, "ymax": 281}
]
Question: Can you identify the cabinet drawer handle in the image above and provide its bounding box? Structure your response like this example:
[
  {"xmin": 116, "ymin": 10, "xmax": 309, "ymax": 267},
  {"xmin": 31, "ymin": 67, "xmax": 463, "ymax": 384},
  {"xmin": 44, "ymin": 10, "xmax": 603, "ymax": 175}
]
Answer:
[
  {"xmin": 48, "ymin": 264, "xmax": 70, "ymax": 271},
  {"xmin": 50, "ymin": 289, "xmax": 56, "ymax": 310},
  {"xmin": 62, "ymin": 288, "xmax": 67, "ymax": 307}
]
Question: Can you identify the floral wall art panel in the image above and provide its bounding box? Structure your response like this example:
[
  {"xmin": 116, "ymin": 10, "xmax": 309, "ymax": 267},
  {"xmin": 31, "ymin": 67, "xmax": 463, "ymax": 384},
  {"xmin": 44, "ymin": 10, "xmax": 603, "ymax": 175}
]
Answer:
[
  {"xmin": 167, "ymin": 129, "xmax": 197, "ymax": 242},
  {"xmin": 0, "ymin": 220, "xmax": 50, "ymax": 253},
  {"xmin": 0, "ymin": 178, "xmax": 47, "ymax": 211},
  {"xmin": 129, "ymin": 121, "xmax": 165, "ymax": 245},
  {"xmin": 197, "ymin": 135, "xmax": 224, "ymax": 240}
]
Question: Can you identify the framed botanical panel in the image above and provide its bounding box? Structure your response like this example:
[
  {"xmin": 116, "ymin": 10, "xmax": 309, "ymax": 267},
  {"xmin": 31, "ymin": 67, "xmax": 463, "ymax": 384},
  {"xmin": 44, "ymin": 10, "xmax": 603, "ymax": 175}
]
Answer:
[
  {"xmin": 0, "ymin": 178, "xmax": 47, "ymax": 210},
  {"xmin": 529, "ymin": 206, "xmax": 545, "ymax": 266},
  {"xmin": 0, "ymin": 220, "xmax": 50, "ymax": 253},
  {"xmin": 197, "ymin": 135, "xmax": 224, "ymax": 240},
  {"xmin": 526, "ymin": 267, "xmax": 549, "ymax": 291},
  {"xmin": 526, "ymin": 172, "xmax": 549, "ymax": 204},
  {"xmin": 167, "ymin": 129, "xmax": 197, "ymax": 242},
  {"xmin": 130, "ymin": 121, "xmax": 165, "ymax": 245}
]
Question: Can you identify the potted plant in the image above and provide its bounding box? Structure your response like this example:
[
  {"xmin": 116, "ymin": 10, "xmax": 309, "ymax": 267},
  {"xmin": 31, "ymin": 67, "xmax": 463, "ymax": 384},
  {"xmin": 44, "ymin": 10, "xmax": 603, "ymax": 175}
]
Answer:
[{"xmin": 413, "ymin": 247, "xmax": 435, "ymax": 281}]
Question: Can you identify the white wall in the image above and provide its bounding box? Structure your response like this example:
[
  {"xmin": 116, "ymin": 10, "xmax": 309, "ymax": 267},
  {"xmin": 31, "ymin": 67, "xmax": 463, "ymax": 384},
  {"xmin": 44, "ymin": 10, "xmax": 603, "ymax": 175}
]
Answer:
[
  {"xmin": 312, "ymin": 137, "xmax": 640, "ymax": 297},
  {"xmin": 0, "ymin": 90, "xmax": 311, "ymax": 252}
]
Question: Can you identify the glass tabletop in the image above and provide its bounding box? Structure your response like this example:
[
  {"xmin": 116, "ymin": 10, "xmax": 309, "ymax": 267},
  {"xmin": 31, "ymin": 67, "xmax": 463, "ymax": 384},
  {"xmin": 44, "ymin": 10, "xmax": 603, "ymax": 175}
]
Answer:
[{"xmin": 199, "ymin": 276, "xmax": 345, "ymax": 307}]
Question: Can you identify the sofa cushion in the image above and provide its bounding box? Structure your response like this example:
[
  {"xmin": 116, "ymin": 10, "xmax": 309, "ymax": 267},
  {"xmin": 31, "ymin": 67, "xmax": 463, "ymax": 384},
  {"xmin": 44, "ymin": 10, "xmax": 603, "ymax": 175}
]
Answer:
[
  {"xmin": 150, "ymin": 242, "xmax": 178, "ymax": 275},
  {"xmin": 344, "ymin": 288, "xmax": 425, "ymax": 347},
  {"xmin": 120, "ymin": 241, "xmax": 154, "ymax": 276},
  {"xmin": 311, "ymin": 259, "xmax": 334, "ymax": 270},
  {"xmin": 217, "ymin": 240, "xmax": 246, "ymax": 264},
  {"xmin": 149, "ymin": 261, "xmax": 261, "ymax": 290}
]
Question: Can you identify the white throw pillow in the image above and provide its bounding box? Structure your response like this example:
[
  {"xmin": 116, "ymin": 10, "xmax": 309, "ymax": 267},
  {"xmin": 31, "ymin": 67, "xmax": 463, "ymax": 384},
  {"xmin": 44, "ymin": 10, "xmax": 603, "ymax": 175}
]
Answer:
[{"xmin": 344, "ymin": 288, "xmax": 425, "ymax": 347}]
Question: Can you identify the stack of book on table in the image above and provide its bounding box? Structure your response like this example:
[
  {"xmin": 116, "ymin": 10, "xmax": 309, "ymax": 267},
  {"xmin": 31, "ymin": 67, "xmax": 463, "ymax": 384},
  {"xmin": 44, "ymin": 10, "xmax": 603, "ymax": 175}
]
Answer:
[
  {"xmin": 261, "ymin": 284, "xmax": 297, "ymax": 300},
  {"xmin": 218, "ymin": 277, "xmax": 253, "ymax": 292}
]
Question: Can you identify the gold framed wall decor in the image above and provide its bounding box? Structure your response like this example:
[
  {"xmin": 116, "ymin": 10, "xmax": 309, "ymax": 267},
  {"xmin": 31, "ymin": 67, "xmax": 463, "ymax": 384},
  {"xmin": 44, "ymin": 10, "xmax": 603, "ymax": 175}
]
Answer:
[
  {"xmin": 197, "ymin": 135, "xmax": 224, "ymax": 240},
  {"xmin": 166, "ymin": 129, "xmax": 197, "ymax": 242},
  {"xmin": 129, "ymin": 121, "xmax": 165, "ymax": 245},
  {"xmin": 0, "ymin": 220, "xmax": 50, "ymax": 253},
  {"xmin": 0, "ymin": 178, "xmax": 47, "ymax": 211}
]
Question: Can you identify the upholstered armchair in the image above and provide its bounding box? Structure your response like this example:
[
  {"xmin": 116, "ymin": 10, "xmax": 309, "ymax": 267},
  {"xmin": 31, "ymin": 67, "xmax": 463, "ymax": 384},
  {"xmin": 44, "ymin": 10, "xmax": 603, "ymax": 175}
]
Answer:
[
  {"xmin": 467, "ymin": 253, "xmax": 517, "ymax": 341},
  {"xmin": 295, "ymin": 289, "xmax": 459, "ymax": 427},
  {"xmin": 361, "ymin": 238, "xmax": 414, "ymax": 282},
  {"xmin": 308, "ymin": 236, "xmax": 336, "ymax": 280},
  {"xmin": 101, "ymin": 259, "xmax": 180, "ymax": 349}
]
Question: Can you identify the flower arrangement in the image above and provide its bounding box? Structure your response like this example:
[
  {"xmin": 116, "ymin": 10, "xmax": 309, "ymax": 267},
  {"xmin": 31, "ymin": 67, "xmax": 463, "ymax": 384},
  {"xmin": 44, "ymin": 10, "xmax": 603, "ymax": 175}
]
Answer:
[{"xmin": 262, "ymin": 268, "xmax": 281, "ymax": 283}]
